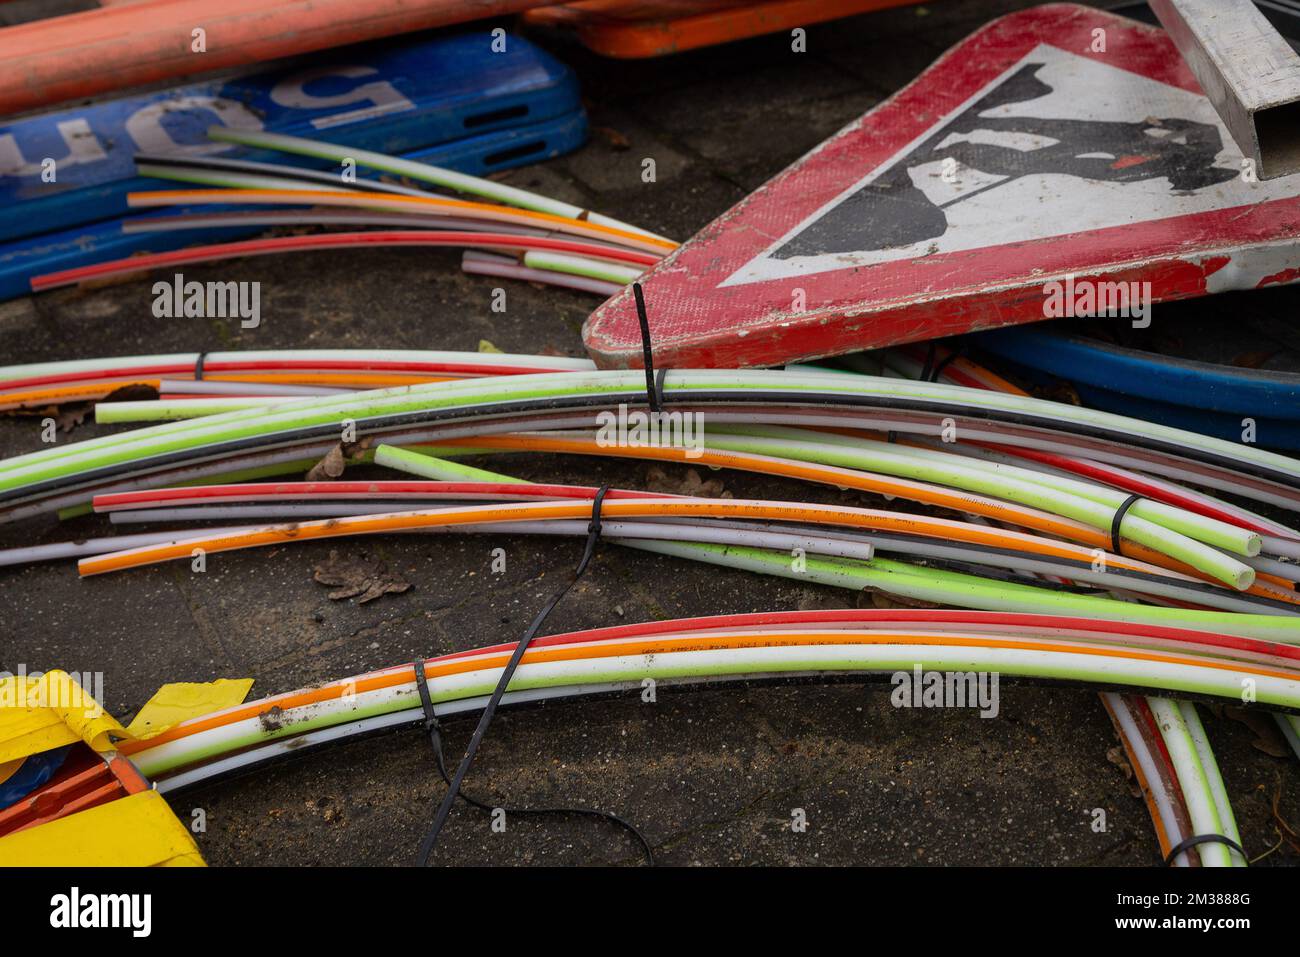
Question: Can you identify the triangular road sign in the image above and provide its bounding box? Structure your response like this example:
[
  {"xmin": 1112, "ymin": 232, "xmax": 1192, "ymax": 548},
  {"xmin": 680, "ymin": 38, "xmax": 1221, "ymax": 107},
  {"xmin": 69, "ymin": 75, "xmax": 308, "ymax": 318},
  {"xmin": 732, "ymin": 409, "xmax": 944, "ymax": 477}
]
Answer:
[{"xmin": 584, "ymin": 3, "xmax": 1300, "ymax": 369}]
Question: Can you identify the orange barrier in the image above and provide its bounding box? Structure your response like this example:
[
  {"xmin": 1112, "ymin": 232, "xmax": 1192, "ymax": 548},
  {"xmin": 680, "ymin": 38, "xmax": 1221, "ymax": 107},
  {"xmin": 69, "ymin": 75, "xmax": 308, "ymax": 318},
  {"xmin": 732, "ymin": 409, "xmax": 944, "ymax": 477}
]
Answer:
[
  {"xmin": 525, "ymin": 0, "xmax": 927, "ymax": 58},
  {"xmin": 0, "ymin": 0, "xmax": 551, "ymax": 117},
  {"xmin": 0, "ymin": 748, "xmax": 150, "ymax": 837}
]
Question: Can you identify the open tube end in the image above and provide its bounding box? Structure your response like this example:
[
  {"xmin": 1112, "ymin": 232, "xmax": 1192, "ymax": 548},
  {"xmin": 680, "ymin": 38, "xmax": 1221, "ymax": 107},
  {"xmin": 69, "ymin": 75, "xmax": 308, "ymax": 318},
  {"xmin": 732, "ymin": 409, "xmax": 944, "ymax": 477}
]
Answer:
[{"xmin": 1255, "ymin": 99, "xmax": 1300, "ymax": 180}]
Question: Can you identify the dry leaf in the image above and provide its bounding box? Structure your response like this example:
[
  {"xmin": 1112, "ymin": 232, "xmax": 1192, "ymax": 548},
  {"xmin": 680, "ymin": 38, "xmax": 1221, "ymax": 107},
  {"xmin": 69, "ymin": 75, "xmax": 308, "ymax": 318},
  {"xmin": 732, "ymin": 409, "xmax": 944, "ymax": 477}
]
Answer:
[
  {"xmin": 305, "ymin": 436, "xmax": 372, "ymax": 481},
  {"xmin": 306, "ymin": 444, "xmax": 347, "ymax": 481},
  {"xmin": 1030, "ymin": 381, "xmax": 1081, "ymax": 406},
  {"xmin": 1106, "ymin": 746, "xmax": 1133, "ymax": 780},
  {"xmin": 644, "ymin": 464, "xmax": 728, "ymax": 498},
  {"xmin": 1231, "ymin": 350, "xmax": 1277, "ymax": 369},
  {"xmin": 313, "ymin": 549, "xmax": 411, "ymax": 604},
  {"xmin": 858, "ymin": 587, "xmax": 942, "ymax": 610},
  {"xmin": 56, "ymin": 403, "xmax": 92, "ymax": 434},
  {"xmin": 1105, "ymin": 745, "xmax": 1142, "ymax": 797},
  {"xmin": 592, "ymin": 126, "xmax": 631, "ymax": 151},
  {"xmin": 1224, "ymin": 706, "xmax": 1290, "ymax": 758},
  {"xmin": 101, "ymin": 383, "xmax": 159, "ymax": 403}
]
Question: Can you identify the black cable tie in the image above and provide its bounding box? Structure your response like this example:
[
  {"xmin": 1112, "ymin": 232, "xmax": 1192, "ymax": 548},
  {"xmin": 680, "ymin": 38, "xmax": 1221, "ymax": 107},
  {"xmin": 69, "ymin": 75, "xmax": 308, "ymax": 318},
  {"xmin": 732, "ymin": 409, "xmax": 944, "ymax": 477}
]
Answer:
[
  {"xmin": 412, "ymin": 658, "xmax": 440, "ymax": 735},
  {"xmin": 654, "ymin": 366, "xmax": 668, "ymax": 410},
  {"xmin": 587, "ymin": 483, "xmax": 608, "ymax": 539},
  {"xmin": 886, "ymin": 430, "xmax": 898, "ymax": 444},
  {"xmin": 929, "ymin": 345, "xmax": 963, "ymax": 382},
  {"xmin": 919, "ymin": 342, "xmax": 938, "ymax": 383},
  {"xmin": 1163, "ymin": 832, "xmax": 1247, "ymax": 866},
  {"xmin": 1109, "ymin": 493, "xmax": 1142, "ymax": 556},
  {"xmin": 412, "ymin": 657, "xmax": 454, "ymax": 802},
  {"xmin": 632, "ymin": 282, "xmax": 661, "ymax": 414},
  {"xmin": 194, "ymin": 352, "xmax": 208, "ymax": 382}
]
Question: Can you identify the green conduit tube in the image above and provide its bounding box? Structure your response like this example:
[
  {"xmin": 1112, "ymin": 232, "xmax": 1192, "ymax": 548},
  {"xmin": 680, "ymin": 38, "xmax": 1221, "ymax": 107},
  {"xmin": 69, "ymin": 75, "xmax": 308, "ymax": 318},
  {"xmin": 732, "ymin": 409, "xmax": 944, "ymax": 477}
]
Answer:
[
  {"xmin": 9, "ymin": 418, "xmax": 1266, "ymax": 589},
  {"xmin": 622, "ymin": 539, "xmax": 1300, "ymax": 645},
  {"xmin": 134, "ymin": 163, "xmax": 339, "ymax": 194},
  {"xmin": 1149, "ymin": 698, "xmax": 1242, "ymax": 867},
  {"xmin": 10, "ymin": 369, "xmax": 1300, "ymax": 488},
  {"xmin": 206, "ymin": 127, "xmax": 671, "ymax": 242},
  {"xmin": 521, "ymin": 251, "xmax": 641, "ymax": 285},
  {"xmin": 727, "ymin": 425, "xmax": 1260, "ymax": 557},
  {"xmin": 692, "ymin": 431, "xmax": 1255, "ymax": 589},
  {"xmin": 1276, "ymin": 713, "xmax": 1300, "ymax": 760},
  {"xmin": 372, "ymin": 445, "xmax": 527, "ymax": 484},
  {"xmin": 133, "ymin": 646, "xmax": 1300, "ymax": 778}
]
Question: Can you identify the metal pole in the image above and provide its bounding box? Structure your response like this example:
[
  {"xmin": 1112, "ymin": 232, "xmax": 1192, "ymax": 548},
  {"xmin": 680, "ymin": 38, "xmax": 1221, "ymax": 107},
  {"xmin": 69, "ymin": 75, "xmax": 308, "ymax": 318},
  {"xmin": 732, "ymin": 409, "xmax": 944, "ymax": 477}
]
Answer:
[{"xmin": 1150, "ymin": 0, "xmax": 1300, "ymax": 179}]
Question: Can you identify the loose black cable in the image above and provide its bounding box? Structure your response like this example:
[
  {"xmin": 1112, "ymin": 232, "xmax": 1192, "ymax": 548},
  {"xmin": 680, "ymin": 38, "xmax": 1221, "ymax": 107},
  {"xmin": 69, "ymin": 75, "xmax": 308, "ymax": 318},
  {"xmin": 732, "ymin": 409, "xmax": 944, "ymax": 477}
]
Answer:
[
  {"xmin": 415, "ymin": 486, "xmax": 654, "ymax": 866},
  {"xmin": 411, "ymin": 656, "xmax": 653, "ymax": 866}
]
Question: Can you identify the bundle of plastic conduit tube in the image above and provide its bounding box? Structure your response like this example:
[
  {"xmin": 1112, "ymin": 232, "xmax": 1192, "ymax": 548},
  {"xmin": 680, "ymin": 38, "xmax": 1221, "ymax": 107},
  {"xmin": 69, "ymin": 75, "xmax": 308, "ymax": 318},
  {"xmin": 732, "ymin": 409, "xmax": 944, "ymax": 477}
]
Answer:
[
  {"xmin": 5, "ymin": 343, "xmax": 1300, "ymax": 864},
  {"xmin": 29, "ymin": 129, "xmax": 675, "ymax": 299},
  {"xmin": 878, "ymin": 341, "xmax": 1300, "ymax": 863}
]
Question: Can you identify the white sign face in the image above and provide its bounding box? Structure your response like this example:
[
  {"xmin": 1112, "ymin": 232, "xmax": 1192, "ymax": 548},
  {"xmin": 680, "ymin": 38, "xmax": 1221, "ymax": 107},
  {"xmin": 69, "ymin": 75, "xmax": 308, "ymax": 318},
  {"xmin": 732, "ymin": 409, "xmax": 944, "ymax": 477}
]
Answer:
[{"xmin": 722, "ymin": 43, "xmax": 1300, "ymax": 288}]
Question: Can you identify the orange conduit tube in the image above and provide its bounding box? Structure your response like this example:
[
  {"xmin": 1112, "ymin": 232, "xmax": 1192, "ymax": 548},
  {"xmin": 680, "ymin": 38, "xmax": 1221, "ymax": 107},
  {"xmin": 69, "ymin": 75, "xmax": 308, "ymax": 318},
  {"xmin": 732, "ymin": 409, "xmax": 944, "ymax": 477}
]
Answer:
[
  {"xmin": 128, "ymin": 190, "xmax": 678, "ymax": 255},
  {"xmin": 418, "ymin": 433, "xmax": 1297, "ymax": 602},
  {"xmin": 121, "ymin": 627, "xmax": 1300, "ymax": 759},
  {"xmin": 0, "ymin": 381, "xmax": 162, "ymax": 411},
  {"xmin": 0, "ymin": 375, "xmax": 468, "ymax": 409},
  {"xmin": 77, "ymin": 496, "xmax": 1219, "ymax": 579}
]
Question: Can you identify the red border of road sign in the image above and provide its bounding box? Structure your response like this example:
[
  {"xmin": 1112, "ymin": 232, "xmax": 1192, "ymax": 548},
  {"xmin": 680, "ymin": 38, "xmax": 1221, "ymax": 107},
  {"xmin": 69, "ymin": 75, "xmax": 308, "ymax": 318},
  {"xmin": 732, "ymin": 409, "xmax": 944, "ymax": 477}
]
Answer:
[{"xmin": 583, "ymin": 3, "xmax": 1300, "ymax": 369}]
